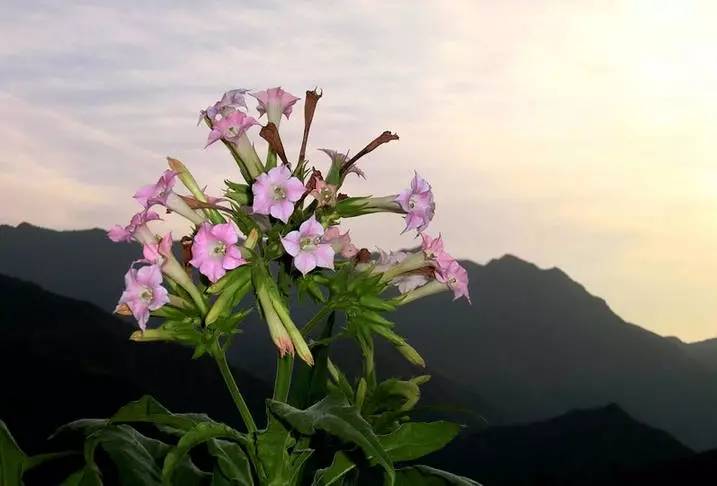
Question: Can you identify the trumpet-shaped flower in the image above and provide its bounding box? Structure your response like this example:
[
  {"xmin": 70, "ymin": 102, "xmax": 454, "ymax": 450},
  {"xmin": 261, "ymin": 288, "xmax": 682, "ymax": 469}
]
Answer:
[
  {"xmin": 200, "ymin": 89, "xmax": 250, "ymax": 123},
  {"xmin": 117, "ymin": 264, "xmax": 169, "ymax": 330},
  {"xmin": 251, "ymin": 87, "xmax": 300, "ymax": 126},
  {"xmin": 435, "ymin": 257, "xmax": 471, "ymax": 303},
  {"xmin": 378, "ymin": 249, "xmax": 429, "ymax": 293},
  {"xmin": 107, "ymin": 210, "xmax": 160, "ymax": 246},
  {"xmin": 142, "ymin": 233, "xmax": 173, "ymax": 265},
  {"xmin": 189, "ymin": 223, "xmax": 247, "ymax": 282},
  {"xmin": 205, "ymin": 110, "xmax": 260, "ymax": 147},
  {"xmin": 252, "ymin": 165, "xmax": 305, "ymax": 223},
  {"xmin": 134, "ymin": 170, "xmax": 205, "ymax": 225},
  {"xmin": 281, "ymin": 216, "xmax": 335, "ymax": 275},
  {"xmin": 395, "ymin": 172, "xmax": 435, "ymax": 233},
  {"xmin": 322, "ymin": 226, "xmax": 358, "ymax": 258},
  {"xmin": 420, "ymin": 232, "xmax": 452, "ymax": 267}
]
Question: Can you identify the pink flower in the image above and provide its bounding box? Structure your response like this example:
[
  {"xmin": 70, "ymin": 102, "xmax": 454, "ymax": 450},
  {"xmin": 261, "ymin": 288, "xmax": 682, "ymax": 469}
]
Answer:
[
  {"xmin": 435, "ymin": 257, "xmax": 471, "ymax": 303},
  {"xmin": 205, "ymin": 110, "xmax": 260, "ymax": 147},
  {"xmin": 189, "ymin": 223, "xmax": 247, "ymax": 283},
  {"xmin": 420, "ymin": 232, "xmax": 451, "ymax": 266},
  {"xmin": 251, "ymin": 87, "xmax": 300, "ymax": 125},
  {"xmin": 322, "ymin": 226, "xmax": 358, "ymax": 258},
  {"xmin": 107, "ymin": 210, "xmax": 161, "ymax": 246},
  {"xmin": 117, "ymin": 264, "xmax": 170, "ymax": 330},
  {"xmin": 142, "ymin": 233, "xmax": 173, "ymax": 265},
  {"xmin": 134, "ymin": 170, "xmax": 176, "ymax": 207},
  {"xmin": 251, "ymin": 165, "xmax": 305, "ymax": 223},
  {"xmin": 134, "ymin": 170, "xmax": 205, "ymax": 225},
  {"xmin": 281, "ymin": 216, "xmax": 335, "ymax": 275},
  {"xmin": 310, "ymin": 179, "xmax": 338, "ymax": 207},
  {"xmin": 395, "ymin": 172, "xmax": 435, "ymax": 233},
  {"xmin": 200, "ymin": 89, "xmax": 250, "ymax": 123}
]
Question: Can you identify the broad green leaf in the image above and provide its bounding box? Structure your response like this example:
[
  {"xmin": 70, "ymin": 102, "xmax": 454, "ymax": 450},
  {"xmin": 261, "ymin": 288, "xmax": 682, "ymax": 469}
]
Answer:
[
  {"xmin": 51, "ymin": 419, "xmax": 108, "ymax": 440},
  {"xmin": 110, "ymin": 395, "xmax": 214, "ymax": 435},
  {"xmin": 61, "ymin": 465, "xmax": 103, "ymax": 486},
  {"xmin": 311, "ymin": 451, "xmax": 356, "ymax": 486},
  {"xmin": 255, "ymin": 415, "xmax": 295, "ymax": 486},
  {"xmin": 378, "ymin": 422, "xmax": 461, "ymax": 462},
  {"xmin": 395, "ymin": 465, "xmax": 481, "ymax": 485},
  {"xmin": 208, "ymin": 439, "xmax": 254, "ymax": 486},
  {"xmin": 162, "ymin": 422, "xmax": 244, "ymax": 484},
  {"xmin": 91, "ymin": 425, "xmax": 165, "ymax": 485},
  {"xmin": 268, "ymin": 394, "xmax": 394, "ymax": 484},
  {"xmin": 0, "ymin": 420, "xmax": 25, "ymax": 486}
]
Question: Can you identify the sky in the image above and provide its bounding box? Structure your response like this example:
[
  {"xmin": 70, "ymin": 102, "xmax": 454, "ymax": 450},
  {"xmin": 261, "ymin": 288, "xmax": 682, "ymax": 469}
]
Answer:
[{"xmin": 1, "ymin": 0, "xmax": 715, "ymax": 341}]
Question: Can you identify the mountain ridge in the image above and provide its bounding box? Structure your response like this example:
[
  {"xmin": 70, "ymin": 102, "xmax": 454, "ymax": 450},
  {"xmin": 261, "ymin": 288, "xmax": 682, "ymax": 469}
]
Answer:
[{"xmin": 3, "ymin": 222, "xmax": 717, "ymax": 450}]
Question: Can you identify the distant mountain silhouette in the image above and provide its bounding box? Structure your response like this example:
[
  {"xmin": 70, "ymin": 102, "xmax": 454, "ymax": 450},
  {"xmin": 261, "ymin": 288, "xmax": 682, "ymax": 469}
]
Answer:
[
  {"xmin": 3, "ymin": 223, "xmax": 717, "ymax": 451},
  {"xmin": 0, "ymin": 272, "xmax": 269, "ymax": 458},
  {"xmin": 5, "ymin": 272, "xmax": 715, "ymax": 485},
  {"xmin": 424, "ymin": 403, "xmax": 699, "ymax": 485}
]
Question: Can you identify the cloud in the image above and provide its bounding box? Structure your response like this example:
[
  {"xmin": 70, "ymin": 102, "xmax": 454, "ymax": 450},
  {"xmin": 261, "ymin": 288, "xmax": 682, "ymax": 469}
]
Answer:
[{"xmin": 1, "ymin": 1, "xmax": 716, "ymax": 340}]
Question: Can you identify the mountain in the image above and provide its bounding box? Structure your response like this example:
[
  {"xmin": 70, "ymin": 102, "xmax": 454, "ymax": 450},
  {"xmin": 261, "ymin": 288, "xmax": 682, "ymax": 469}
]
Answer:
[
  {"xmin": 676, "ymin": 337, "xmax": 717, "ymax": 372},
  {"xmin": 0, "ymin": 273, "xmax": 270, "ymax": 457},
  {"xmin": 424, "ymin": 403, "xmax": 696, "ymax": 485},
  {"xmin": 3, "ymin": 223, "xmax": 717, "ymax": 451}
]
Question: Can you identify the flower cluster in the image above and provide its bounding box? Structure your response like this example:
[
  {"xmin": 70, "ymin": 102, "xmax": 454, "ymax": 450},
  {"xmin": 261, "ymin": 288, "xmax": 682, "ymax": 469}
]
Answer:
[{"xmin": 108, "ymin": 86, "xmax": 470, "ymax": 366}]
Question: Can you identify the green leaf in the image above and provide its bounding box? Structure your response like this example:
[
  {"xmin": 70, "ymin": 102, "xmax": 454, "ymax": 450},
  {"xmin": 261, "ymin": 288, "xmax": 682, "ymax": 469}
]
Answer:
[
  {"xmin": 90, "ymin": 425, "xmax": 165, "ymax": 485},
  {"xmin": 207, "ymin": 439, "xmax": 254, "ymax": 486},
  {"xmin": 378, "ymin": 422, "xmax": 461, "ymax": 462},
  {"xmin": 255, "ymin": 415, "xmax": 296, "ymax": 485},
  {"xmin": 311, "ymin": 451, "xmax": 356, "ymax": 486},
  {"xmin": 61, "ymin": 465, "xmax": 103, "ymax": 486},
  {"xmin": 267, "ymin": 394, "xmax": 394, "ymax": 484},
  {"xmin": 394, "ymin": 465, "xmax": 481, "ymax": 486},
  {"xmin": 162, "ymin": 422, "xmax": 245, "ymax": 484},
  {"xmin": 110, "ymin": 395, "xmax": 214, "ymax": 435},
  {"xmin": 0, "ymin": 420, "xmax": 26, "ymax": 486}
]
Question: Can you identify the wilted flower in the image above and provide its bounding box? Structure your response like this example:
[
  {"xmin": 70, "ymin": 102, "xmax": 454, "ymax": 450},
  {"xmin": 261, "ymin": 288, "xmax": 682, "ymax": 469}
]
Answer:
[
  {"xmin": 189, "ymin": 222, "xmax": 247, "ymax": 282},
  {"xmin": 206, "ymin": 110, "xmax": 260, "ymax": 147},
  {"xmin": 319, "ymin": 148, "xmax": 365, "ymax": 181},
  {"xmin": 200, "ymin": 89, "xmax": 250, "ymax": 123},
  {"xmin": 117, "ymin": 264, "xmax": 170, "ymax": 330},
  {"xmin": 107, "ymin": 210, "xmax": 161, "ymax": 245},
  {"xmin": 310, "ymin": 179, "xmax": 338, "ymax": 207},
  {"xmin": 395, "ymin": 172, "xmax": 435, "ymax": 233},
  {"xmin": 281, "ymin": 216, "xmax": 335, "ymax": 275},
  {"xmin": 251, "ymin": 87, "xmax": 300, "ymax": 126},
  {"xmin": 435, "ymin": 257, "xmax": 471, "ymax": 303},
  {"xmin": 134, "ymin": 170, "xmax": 205, "ymax": 225},
  {"xmin": 323, "ymin": 226, "xmax": 358, "ymax": 258},
  {"xmin": 252, "ymin": 165, "xmax": 305, "ymax": 223}
]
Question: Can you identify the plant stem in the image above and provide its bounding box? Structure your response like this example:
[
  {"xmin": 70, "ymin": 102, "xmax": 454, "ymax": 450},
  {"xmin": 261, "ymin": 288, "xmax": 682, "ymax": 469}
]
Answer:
[
  {"xmin": 301, "ymin": 305, "xmax": 333, "ymax": 337},
  {"xmin": 273, "ymin": 354, "xmax": 294, "ymax": 402},
  {"xmin": 213, "ymin": 347, "xmax": 257, "ymax": 433}
]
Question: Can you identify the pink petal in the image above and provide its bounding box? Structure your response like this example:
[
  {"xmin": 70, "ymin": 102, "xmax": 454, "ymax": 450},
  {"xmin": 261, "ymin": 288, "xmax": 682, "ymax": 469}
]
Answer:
[
  {"xmin": 299, "ymin": 216, "xmax": 324, "ymax": 238},
  {"xmin": 284, "ymin": 177, "xmax": 306, "ymax": 202},
  {"xmin": 294, "ymin": 251, "xmax": 317, "ymax": 275},
  {"xmin": 211, "ymin": 223, "xmax": 239, "ymax": 245},
  {"xmin": 313, "ymin": 244, "xmax": 335, "ymax": 270},
  {"xmin": 270, "ymin": 199, "xmax": 295, "ymax": 223},
  {"xmin": 200, "ymin": 259, "xmax": 226, "ymax": 283},
  {"xmin": 281, "ymin": 231, "xmax": 301, "ymax": 256}
]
